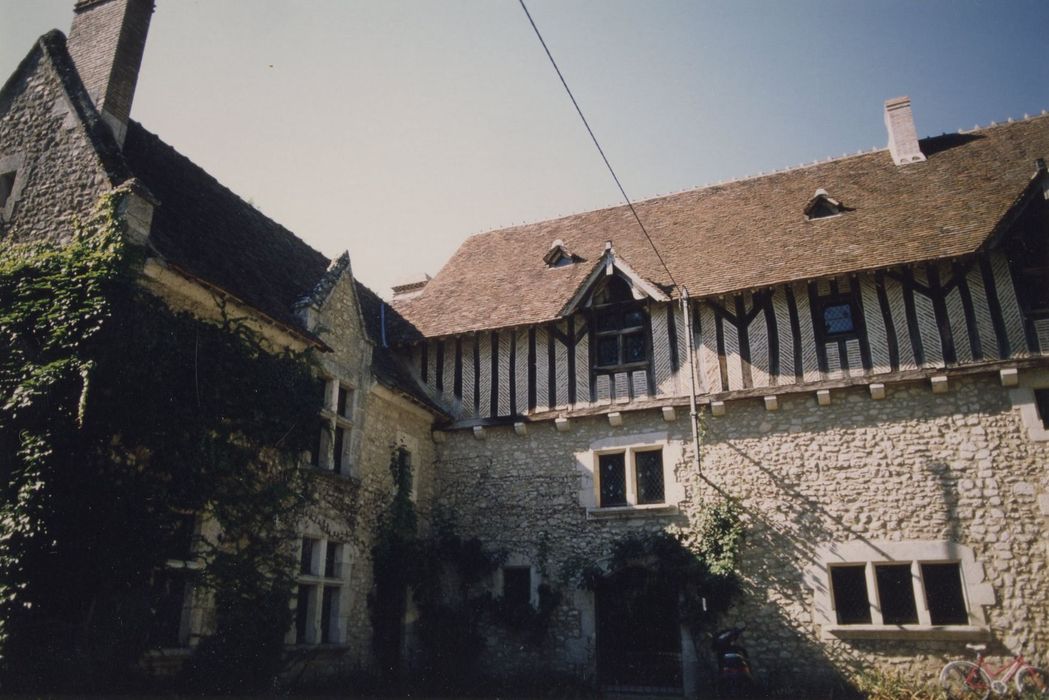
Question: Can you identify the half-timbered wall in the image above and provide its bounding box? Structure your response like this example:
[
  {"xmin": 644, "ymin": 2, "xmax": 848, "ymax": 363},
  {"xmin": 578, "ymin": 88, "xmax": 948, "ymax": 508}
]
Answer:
[{"xmin": 404, "ymin": 251, "xmax": 1039, "ymax": 421}]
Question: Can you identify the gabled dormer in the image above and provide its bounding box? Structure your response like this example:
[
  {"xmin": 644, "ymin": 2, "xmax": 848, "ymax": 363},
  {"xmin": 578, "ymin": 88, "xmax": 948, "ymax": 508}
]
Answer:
[
  {"xmin": 544, "ymin": 239, "xmax": 582, "ymax": 268},
  {"xmin": 561, "ymin": 242, "xmax": 670, "ymax": 317},
  {"xmin": 804, "ymin": 188, "xmax": 844, "ymax": 221}
]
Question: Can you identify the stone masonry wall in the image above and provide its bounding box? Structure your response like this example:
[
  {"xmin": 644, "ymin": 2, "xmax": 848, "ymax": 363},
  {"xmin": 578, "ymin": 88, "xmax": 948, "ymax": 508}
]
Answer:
[
  {"xmin": 432, "ymin": 370, "xmax": 1049, "ymax": 693},
  {"xmin": 0, "ymin": 39, "xmax": 112, "ymax": 242},
  {"xmin": 291, "ymin": 269, "xmax": 437, "ymax": 679}
]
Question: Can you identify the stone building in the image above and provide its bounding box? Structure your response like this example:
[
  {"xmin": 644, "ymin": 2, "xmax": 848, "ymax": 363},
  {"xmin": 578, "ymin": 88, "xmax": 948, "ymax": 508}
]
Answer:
[{"xmin": 1, "ymin": 0, "xmax": 1047, "ymax": 695}]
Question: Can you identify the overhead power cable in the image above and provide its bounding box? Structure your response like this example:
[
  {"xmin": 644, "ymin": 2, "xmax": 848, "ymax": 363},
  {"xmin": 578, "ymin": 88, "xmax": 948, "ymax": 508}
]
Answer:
[{"xmin": 518, "ymin": 0, "xmax": 680, "ymax": 290}]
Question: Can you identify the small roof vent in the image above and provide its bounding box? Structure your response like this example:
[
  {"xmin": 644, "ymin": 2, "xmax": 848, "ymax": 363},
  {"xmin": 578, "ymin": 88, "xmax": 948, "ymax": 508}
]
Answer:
[
  {"xmin": 804, "ymin": 188, "xmax": 845, "ymax": 220},
  {"xmin": 544, "ymin": 239, "xmax": 581, "ymax": 267}
]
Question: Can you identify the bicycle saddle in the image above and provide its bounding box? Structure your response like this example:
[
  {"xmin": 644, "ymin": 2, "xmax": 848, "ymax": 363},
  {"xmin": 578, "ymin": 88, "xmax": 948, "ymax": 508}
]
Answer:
[{"xmin": 965, "ymin": 643, "xmax": 987, "ymax": 651}]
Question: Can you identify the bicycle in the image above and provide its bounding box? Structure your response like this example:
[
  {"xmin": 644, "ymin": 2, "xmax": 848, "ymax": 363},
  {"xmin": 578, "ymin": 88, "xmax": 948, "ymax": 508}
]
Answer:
[{"xmin": 939, "ymin": 643, "xmax": 1049, "ymax": 699}]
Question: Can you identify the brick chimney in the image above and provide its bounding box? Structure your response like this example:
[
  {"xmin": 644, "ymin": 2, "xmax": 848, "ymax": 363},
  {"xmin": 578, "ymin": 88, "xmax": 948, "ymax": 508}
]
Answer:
[
  {"xmin": 67, "ymin": 0, "xmax": 155, "ymax": 147},
  {"xmin": 884, "ymin": 96, "xmax": 926, "ymax": 166}
]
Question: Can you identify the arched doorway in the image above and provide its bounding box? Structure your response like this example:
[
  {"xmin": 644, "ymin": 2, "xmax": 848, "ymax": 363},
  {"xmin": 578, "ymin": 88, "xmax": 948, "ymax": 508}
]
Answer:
[{"xmin": 595, "ymin": 565, "xmax": 683, "ymax": 693}]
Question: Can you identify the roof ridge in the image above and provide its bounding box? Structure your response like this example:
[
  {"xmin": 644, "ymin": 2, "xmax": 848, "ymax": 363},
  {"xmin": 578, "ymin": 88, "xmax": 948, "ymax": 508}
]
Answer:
[
  {"xmin": 454, "ymin": 110, "xmax": 1049, "ymax": 246},
  {"xmin": 955, "ymin": 108, "xmax": 1049, "ymax": 135}
]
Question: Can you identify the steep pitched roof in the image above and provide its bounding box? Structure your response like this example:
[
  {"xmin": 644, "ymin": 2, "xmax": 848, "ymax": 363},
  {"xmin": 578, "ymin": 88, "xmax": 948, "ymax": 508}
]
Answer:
[
  {"xmin": 122, "ymin": 122, "xmax": 331, "ymax": 331},
  {"xmin": 394, "ymin": 115, "xmax": 1049, "ymax": 339}
]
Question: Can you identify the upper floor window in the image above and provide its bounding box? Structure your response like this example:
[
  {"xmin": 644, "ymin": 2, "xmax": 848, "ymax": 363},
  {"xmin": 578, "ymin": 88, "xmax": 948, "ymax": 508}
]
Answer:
[
  {"xmin": 592, "ymin": 275, "xmax": 648, "ymax": 369},
  {"xmin": 814, "ymin": 296, "xmax": 859, "ymax": 341},
  {"xmin": 597, "ymin": 447, "xmax": 664, "ymax": 508},
  {"xmin": 309, "ymin": 379, "xmax": 355, "ymax": 475}
]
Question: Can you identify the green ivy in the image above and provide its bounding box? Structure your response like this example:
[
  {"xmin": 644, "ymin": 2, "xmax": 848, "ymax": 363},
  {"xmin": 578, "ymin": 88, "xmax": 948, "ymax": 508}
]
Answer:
[{"xmin": 0, "ymin": 187, "xmax": 320, "ymax": 693}]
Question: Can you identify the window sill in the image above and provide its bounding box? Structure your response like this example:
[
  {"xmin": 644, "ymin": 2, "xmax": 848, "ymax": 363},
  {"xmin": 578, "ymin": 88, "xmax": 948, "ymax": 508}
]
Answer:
[
  {"xmin": 304, "ymin": 464, "xmax": 360, "ymax": 483},
  {"xmin": 587, "ymin": 503, "xmax": 678, "ymax": 520},
  {"xmin": 825, "ymin": 624, "xmax": 990, "ymax": 641}
]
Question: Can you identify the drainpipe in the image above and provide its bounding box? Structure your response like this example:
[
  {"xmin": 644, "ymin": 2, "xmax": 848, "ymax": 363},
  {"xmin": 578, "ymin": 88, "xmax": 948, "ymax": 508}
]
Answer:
[{"xmin": 681, "ymin": 287, "xmax": 702, "ymax": 478}]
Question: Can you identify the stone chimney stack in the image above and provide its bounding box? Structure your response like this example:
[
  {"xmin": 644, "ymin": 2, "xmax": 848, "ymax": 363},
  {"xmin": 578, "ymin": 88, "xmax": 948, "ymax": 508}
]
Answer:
[
  {"xmin": 884, "ymin": 96, "xmax": 926, "ymax": 166},
  {"xmin": 67, "ymin": 0, "xmax": 155, "ymax": 147}
]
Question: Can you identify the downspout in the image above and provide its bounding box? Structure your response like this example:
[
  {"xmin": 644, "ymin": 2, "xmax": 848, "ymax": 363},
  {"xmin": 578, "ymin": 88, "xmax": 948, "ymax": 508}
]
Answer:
[
  {"xmin": 681, "ymin": 287, "xmax": 701, "ymax": 478},
  {"xmin": 380, "ymin": 301, "xmax": 388, "ymax": 348}
]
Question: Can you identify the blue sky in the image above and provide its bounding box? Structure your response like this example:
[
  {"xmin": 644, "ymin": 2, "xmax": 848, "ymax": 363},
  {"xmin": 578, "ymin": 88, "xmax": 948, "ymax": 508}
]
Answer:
[{"xmin": 3, "ymin": 1, "xmax": 1048, "ymax": 297}]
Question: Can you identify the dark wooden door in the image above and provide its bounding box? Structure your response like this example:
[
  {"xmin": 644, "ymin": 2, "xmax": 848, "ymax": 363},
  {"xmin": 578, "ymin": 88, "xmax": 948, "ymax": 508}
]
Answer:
[{"xmin": 595, "ymin": 566, "xmax": 682, "ymax": 692}]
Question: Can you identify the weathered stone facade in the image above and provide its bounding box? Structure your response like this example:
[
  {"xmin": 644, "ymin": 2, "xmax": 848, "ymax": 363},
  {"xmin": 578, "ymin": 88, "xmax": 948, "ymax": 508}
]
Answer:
[
  {"xmin": 0, "ymin": 34, "xmax": 113, "ymax": 242},
  {"xmin": 430, "ymin": 369, "xmax": 1049, "ymax": 692}
]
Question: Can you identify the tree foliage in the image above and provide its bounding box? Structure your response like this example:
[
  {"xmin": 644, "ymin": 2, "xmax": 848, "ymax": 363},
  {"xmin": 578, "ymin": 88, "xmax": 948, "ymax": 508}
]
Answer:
[{"xmin": 0, "ymin": 188, "xmax": 320, "ymax": 692}]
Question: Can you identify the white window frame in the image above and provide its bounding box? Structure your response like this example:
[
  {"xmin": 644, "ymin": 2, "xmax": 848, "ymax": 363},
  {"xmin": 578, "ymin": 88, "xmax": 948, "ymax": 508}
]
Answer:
[
  {"xmin": 575, "ymin": 432, "xmax": 684, "ymax": 519},
  {"xmin": 290, "ymin": 536, "xmax": 351, "ymax": 646},
  {"xmin": 806, "ymin": 540, "xmax": 994, "ymax": 640}
]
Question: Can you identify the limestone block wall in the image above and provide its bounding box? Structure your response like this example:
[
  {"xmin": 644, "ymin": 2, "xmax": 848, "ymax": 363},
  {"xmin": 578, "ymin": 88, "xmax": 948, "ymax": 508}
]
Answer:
[
  {"xmin": 431, "ymin": 370, "xmax": 1049, "ymax": 691},
  {"xmin": 0, "ymin": 37, "xmax": 113, "ymax": 242}
]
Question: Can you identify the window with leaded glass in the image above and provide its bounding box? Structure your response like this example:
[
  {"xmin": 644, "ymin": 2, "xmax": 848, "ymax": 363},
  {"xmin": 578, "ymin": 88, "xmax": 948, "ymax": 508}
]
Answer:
[
  {"xmin": 635, "ymin": 450, "xmax": 664, "ymax": 504},
  {"xmin": 599, "ymin": 453, "xmax": 627, "ymax": 507},
  {"xmin": 592, "ymin": 275, "xmax": 649, "ymax": 369},
  {"xmin": 821, "ymin": 302, "xmax": 855, "ymax": 337},
  {"xmin": 596, "ymin": 447, "xmax": 665, "ymax": 509}
]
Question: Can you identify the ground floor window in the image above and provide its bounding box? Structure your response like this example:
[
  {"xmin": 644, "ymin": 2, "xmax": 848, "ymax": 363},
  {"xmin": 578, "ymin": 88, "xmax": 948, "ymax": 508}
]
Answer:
[
  {"xmin": 809, "ymin": 540, "xmax": 993, "ymax": 638},
  {"xmin": 294, "ymin": 537, "xmax": 349, "ymax": 645}
]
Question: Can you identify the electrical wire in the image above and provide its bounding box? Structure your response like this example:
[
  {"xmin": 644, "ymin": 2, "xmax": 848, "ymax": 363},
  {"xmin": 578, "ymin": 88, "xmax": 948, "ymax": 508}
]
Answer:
[{"xmin": 518, "ymin": 0, "xmax": 680, "ymax": 291}]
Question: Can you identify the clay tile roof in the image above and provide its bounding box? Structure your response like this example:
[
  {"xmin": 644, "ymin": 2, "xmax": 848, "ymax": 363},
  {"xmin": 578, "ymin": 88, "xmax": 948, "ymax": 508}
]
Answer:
[{"xmin": 393, "ymin": 115, "xmax": 1049, "ymax": 340}]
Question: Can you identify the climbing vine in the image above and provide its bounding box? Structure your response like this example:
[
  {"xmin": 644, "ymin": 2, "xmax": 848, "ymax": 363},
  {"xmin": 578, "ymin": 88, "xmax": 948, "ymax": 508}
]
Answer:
[{"xmin": 0, "ymin": 187, "xmax": 320, "ymax": 692}]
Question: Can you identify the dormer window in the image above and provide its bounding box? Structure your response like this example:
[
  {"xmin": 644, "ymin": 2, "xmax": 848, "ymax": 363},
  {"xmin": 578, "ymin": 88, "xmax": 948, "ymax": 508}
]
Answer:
[
  {"xmin": 804, "ymin": 188, "xmax": 844, "ymax": 221},
  {"xmin": 592, "ymin": 275, "xmax": 648, "ymax": 369},
  {"xmin": 544, "ymin": 239, "xmax": 581, "ymax": 268}
]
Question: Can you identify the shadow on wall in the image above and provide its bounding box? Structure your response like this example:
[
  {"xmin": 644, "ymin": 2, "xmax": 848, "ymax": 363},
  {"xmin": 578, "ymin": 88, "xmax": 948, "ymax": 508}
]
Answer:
[{"xmin": 696, "ymin": 384, "xmax": 1011, "ymax": 695}]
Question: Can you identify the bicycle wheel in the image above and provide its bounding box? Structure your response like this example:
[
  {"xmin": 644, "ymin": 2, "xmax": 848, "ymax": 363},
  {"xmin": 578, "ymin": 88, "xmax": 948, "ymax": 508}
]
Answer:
[
  {"xmin": 1016, "ymin": 666, "xmax": 1049, "ymax": 697},
  {"xmin": 940, "ymin": 660, "xmax": 991, "ymax": 700}
]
